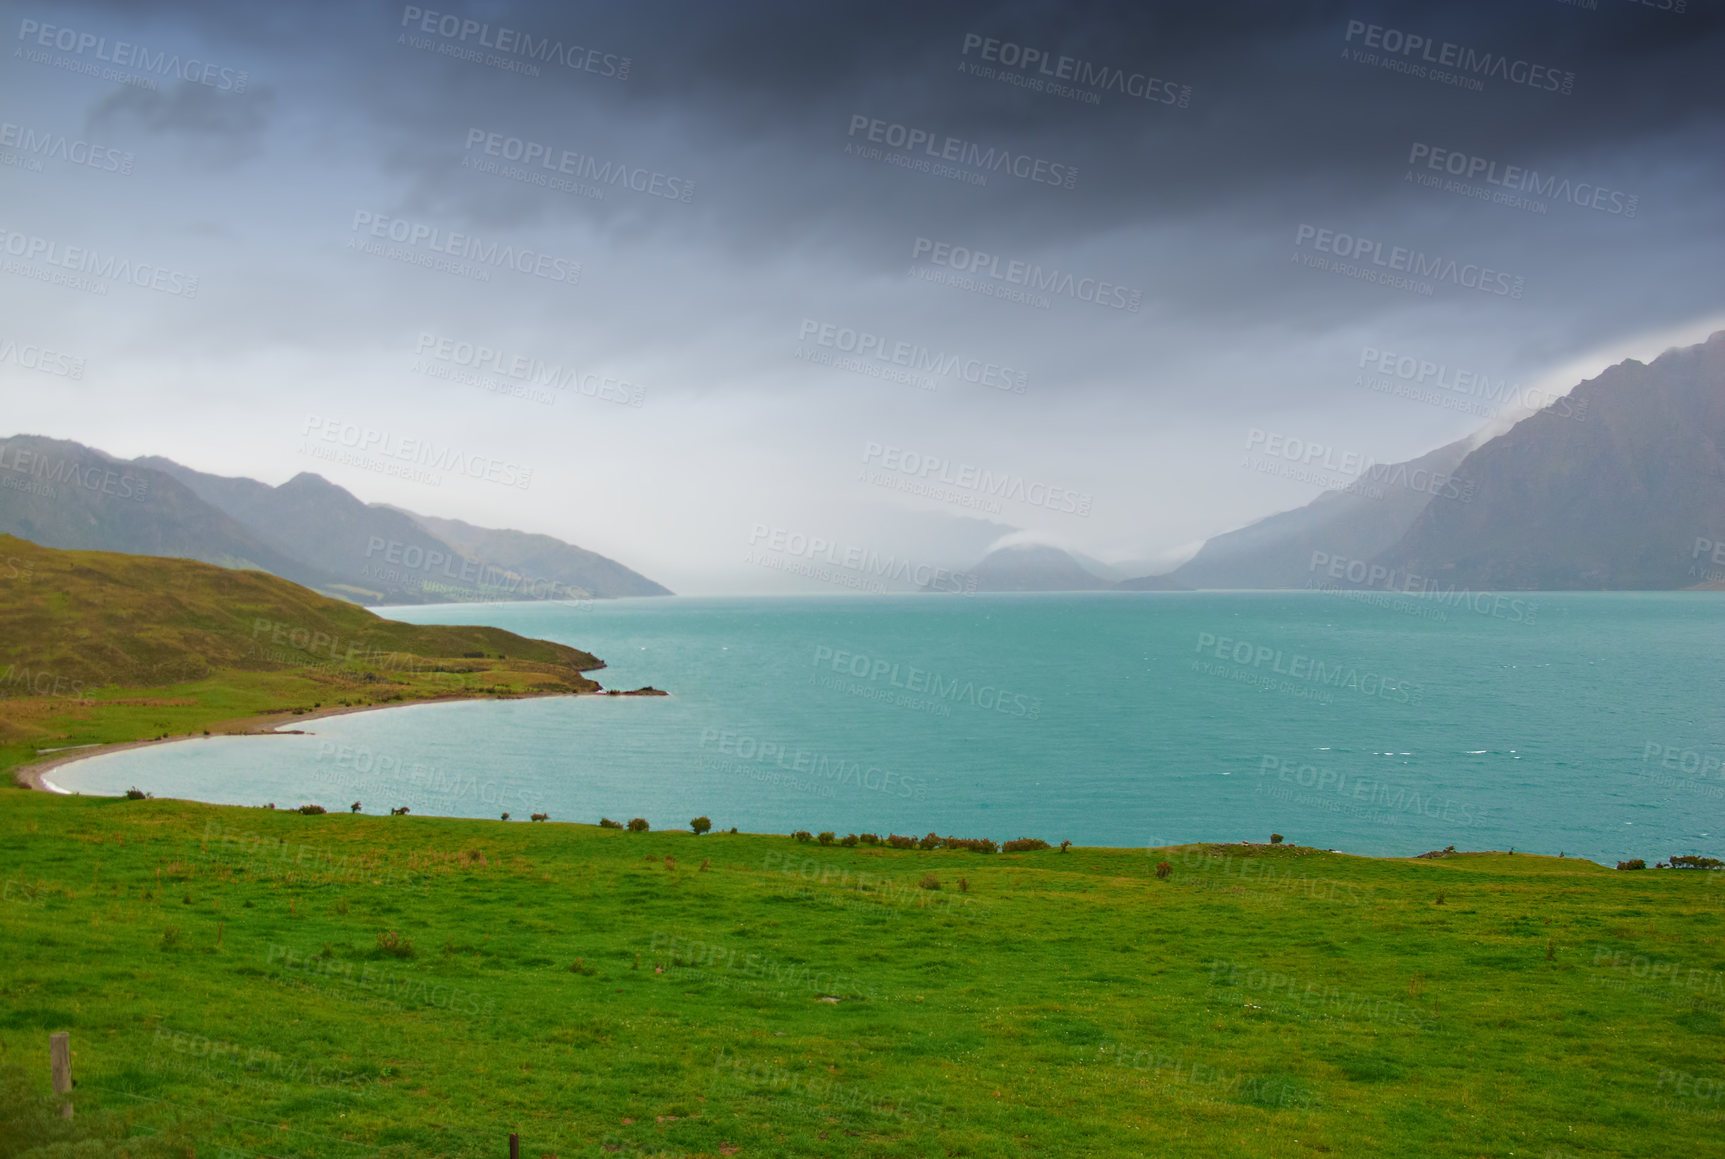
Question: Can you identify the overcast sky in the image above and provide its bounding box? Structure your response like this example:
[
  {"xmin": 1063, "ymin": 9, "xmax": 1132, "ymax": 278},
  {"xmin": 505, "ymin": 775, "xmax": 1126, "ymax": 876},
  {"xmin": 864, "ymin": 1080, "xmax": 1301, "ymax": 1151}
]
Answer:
[{"xmin": 3, "ymin": 0, "xmax": 1722, "ymax": 594}]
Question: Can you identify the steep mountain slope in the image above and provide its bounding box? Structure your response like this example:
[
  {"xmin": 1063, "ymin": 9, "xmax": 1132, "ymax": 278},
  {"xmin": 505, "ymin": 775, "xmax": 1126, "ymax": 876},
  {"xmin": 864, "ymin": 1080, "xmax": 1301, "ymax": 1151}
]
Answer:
[
  {"xmin": 0, "ymin": 436, "xmax": 333, "ymax": 586},
  {"xmin": 1374, "ymin": 331, "xmax": 1725, "ymax": 589},
  {"xmin": 1168, "ymin": 438, "xmax": 1474, "ymax": 589}
]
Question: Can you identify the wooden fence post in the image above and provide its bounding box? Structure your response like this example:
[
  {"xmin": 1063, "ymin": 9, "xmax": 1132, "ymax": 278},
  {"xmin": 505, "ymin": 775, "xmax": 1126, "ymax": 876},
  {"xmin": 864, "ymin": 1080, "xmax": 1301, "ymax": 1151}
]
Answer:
[
  {"xmin": 50, "ymin": 1031, "xmax": 71, "ymax": 1119},
  {"xmin": 509, "ymin": 1132, "xmax": 519, "ymax": 1159}
]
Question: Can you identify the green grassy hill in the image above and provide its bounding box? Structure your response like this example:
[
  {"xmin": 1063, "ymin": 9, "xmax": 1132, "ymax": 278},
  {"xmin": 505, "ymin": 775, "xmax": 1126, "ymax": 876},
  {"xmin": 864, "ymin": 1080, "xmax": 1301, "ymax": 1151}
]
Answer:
[
  {"xmin": 1, "ymin": 796, "xmax": 1721, "ymax": 1158},
  {"xmin": 0, "ymin": 535, "xmax": 604, "ymax": 777}
]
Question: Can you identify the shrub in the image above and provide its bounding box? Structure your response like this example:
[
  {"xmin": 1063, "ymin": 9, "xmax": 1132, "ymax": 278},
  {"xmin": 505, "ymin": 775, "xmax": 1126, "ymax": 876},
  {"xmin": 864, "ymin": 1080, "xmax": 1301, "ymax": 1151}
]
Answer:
[
  {"xmin": 297, "ymin": 804, "xmax": 327, "ymax": 815},
  {"xmin": 792, "ymin": 830, "xmax": 813, "ymax": 843},
  {"xmin": 918, "ymin": 873, "xmax": 940, "ymax": 891},
  {"xmin": 940, "ymin": 836, "xmax": 998, "ymax": 853},
  {"xmin": 690, "ymin": 816, "xmax": 712, "ymax": 835},
  {"xmin": 159, "ymin": 925, "xmax": 182, "ymax": 950},
  {"xmin": 886, "ymin": 834, "xmax": 916, "ymax": 850},
  {"xmin": 568, "ymin": 958, "xmax": 598, "ymax": 976},
  {"xmin": 376, "ymin": 930, "xmax": 415, "ymax": 958},
  {"xmin": 1059, "ymin": 840, "xmax": 1072, "ymax": 853},
  {"xmin": 1617, "ymin": 859, "xmax": 1647, "ymax": 871},
  {"xmin": 860, "ymin": 833, "xmax": 880, "ymax": 845},
  {"xmin": 841, "ymin": 834, "xmax": 859, "ymax": 847},
  {"xmin": 1670, "ymin": 855, "xmax": 1724, "ymax": 870},
  {"xmin": 124, "ymin": 787, "xmax": 148, "ymax": 800},
  {"xmin": 1270, "ymin": 833, "xmax": 1284, "ymax": 845},
  {"xmin": 1155, "ymin": 861, "xmax": 1173, "ymax": 880},
  {"xmin": 627, "ymin": 818, "xmax": 650, "ymax": 833},
  {"xmin": 728, "ymin": 827, "xmax": 738, "ymax": 834},
  {"xmin": 599, "ymin": 818, "xmax": 623, "ymax": 829},
  {"xmin": 817, "ymin": 831, "xmax": 836, "ymax": 846},
  {"xmin": 917, "ymin": 833, "xmax": 941, "ymax": 851},
  {"xmin": 500, "ymin": 813, "xmax": 510, "ymax": 821},
  {"xmin": 1434, "ymin": 891, "xmax": 1446, "ymax": 904},
  {"xmin": 1002, "ymin": 838, "xmax": 1051, "ymax": 853}
]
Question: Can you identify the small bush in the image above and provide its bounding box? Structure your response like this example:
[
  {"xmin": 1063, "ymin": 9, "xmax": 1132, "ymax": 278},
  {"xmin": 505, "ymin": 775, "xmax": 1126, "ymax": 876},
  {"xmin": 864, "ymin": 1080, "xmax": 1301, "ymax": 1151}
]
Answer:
[
  {"xmin": 941, "ymin": 836, "xmax": 998, "ymax": 853},
  {"xmin": 1434, "ymin": 891, "xmax": 1446, "ymax": 904},
  {"xmin": 125, "ymin": 787, "xmax": 148, "ymax": 800},
  {"xmin": 376, "ymin": 931, "xmax": 415, "ymax": 958},
  {"xmin": 159, "ymin": 925, "xmax": 182, "ymax": 950},
  {"xmin": 1270, "ymin": 833, "xmax": 1284, "ymax": 845},
  {"xmin": 917, "ymin": 833, "xmax": 941, "ymax": 851},
  {"xmin": 841, "ymin": 834, "xmax": 859, "ymax": 847},
  {"xmin": 599, "ymin": 818, "xmax": 623, "ymax": 829},
  {"xmin": 728, "ymin": 827, "xmax": 738, "ymax": 834},
  {"xmin": 500, "ymin": 813, "xmax": 510, "ymax": 821},
  {"xmin": 1059, "ymin": 840, "xmax": 1072, "ymax": 853},
  {"xmin": 297, "ymin": 804, "xmax": 327, "ymax": 816},
  {"xmin": 792, "ymin": 829, "xmax": 813, "ymax": 843},
  {"xmin": 627, "ymin": 818, "xmax": 650, "ymax": 833},
  {"xmin": 569, "ymin": 958, "xmax": 598, "ymax": 976},
  {"xmin": 886, "ymin": 834, "xmax": 916, "ymax": 850},
  {"xmin": 817, "ymin": 831, "xmax": 836, "ymax": 846},
  {"xmin": 1617, "ymin": 859, "xmax": 1647, "ymax": 871},
  {"xmin": 691, "ymin": 816, "xmax": 712, "ymax": 835},
  {"xmin": 1670, "ymin": 855, "xmax": 1724, "ymax": 870},
  {"xmin": 860, "ymin": 833, "xmax": 880, "ymax": 845},
  {"xmin": 1154, "ymin": 861, "xmax": 1172, "ymax": 880},
  {"xmin": 918, "ymin": 873, "xmax": 941, "ymax": 891},
  {"xmin": 1002, "ymin": 838, "xmax": 1050, "ymax": 853}
]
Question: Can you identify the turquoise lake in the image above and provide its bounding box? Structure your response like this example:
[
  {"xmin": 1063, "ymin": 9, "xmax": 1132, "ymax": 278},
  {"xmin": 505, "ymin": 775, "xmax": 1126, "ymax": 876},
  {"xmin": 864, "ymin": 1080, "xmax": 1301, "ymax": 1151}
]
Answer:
[{"xmin": 50, "ymin": 592, "xmax": 1725, "ymax": 865}]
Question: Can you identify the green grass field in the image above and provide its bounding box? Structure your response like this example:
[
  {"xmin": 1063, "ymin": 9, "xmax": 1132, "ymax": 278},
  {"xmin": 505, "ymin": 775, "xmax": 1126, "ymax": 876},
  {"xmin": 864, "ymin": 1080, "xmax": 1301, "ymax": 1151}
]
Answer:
[{"xmin": 3, "ymin": 789, "xmax": 1724, "ymax": 1159}]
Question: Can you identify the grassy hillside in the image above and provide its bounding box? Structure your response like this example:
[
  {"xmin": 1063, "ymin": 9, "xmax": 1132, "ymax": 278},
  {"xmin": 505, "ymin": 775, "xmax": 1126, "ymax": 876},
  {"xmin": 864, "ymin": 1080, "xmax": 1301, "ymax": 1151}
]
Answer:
[
  {"xmin": 0, "ymin": 535, "xmax": 605, "ymax": 778},
  {"xmin": 1, "ymin": 794, "xmax": 1722, "ymax": 1158}
]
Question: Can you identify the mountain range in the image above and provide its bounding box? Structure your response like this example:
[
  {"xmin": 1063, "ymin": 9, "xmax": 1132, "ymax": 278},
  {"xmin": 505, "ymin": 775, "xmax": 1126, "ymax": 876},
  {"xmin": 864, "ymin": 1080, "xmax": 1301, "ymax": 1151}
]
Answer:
[
  {"xmin": 0, "ymin": 435, "xmax": 670, "ymax": 605},
  {"xmin": 970, "ymin": 330, "xmax": 1725, "ymax": 592}
]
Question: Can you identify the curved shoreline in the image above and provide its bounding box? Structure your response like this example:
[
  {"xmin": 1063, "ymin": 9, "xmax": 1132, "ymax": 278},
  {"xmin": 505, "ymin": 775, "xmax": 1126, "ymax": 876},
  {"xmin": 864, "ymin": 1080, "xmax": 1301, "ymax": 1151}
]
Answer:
[{"xmin": 12, "ymin": 691, "xmax": 592, "ymax": 795}]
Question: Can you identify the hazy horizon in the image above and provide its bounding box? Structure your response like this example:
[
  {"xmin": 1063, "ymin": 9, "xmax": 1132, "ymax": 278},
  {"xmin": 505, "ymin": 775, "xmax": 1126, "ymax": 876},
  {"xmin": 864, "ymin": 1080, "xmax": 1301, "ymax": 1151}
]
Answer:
[{"xmin": 4, "ymin": 0, "xmax": 1722, "ymax": 594}]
